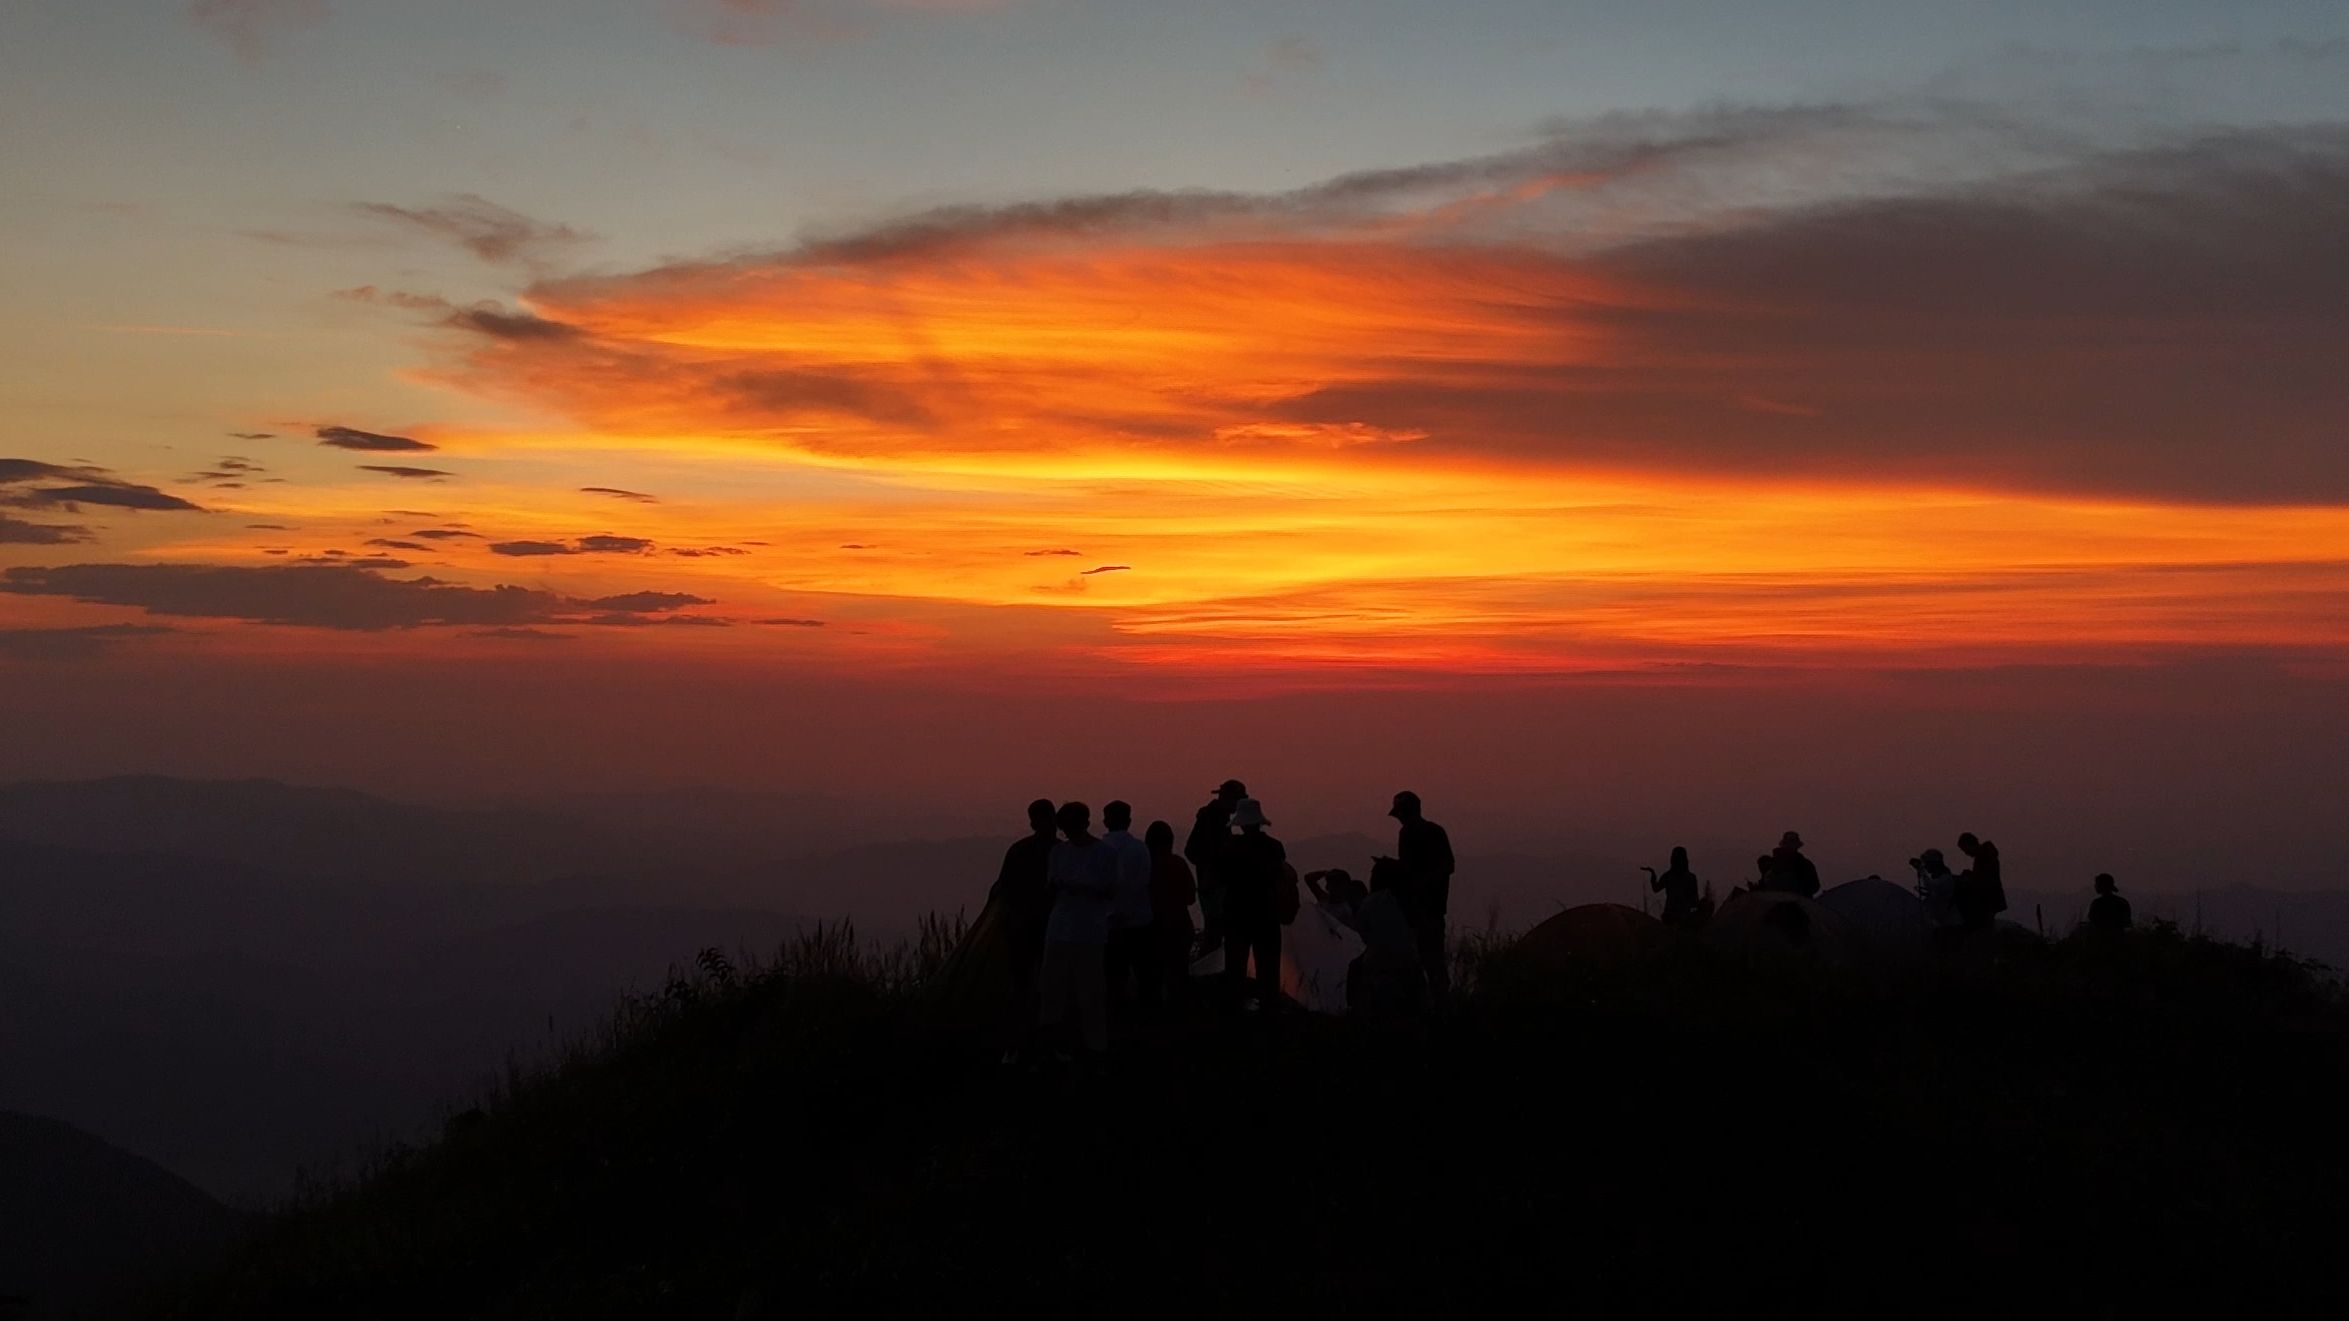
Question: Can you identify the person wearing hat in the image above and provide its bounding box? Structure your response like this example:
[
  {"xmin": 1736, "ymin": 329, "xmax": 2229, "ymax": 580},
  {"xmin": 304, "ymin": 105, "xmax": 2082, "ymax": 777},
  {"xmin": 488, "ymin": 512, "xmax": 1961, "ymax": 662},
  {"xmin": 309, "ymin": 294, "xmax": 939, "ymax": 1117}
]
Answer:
[
  {"xmin": 1766, "ymin": 830, "xmax": 1820, "ymax": 898},
  {"xmin": 1389, "ymin": 791, "xmax": 1456, "ymax": 997},
  {"xmin": 2087, "ymin": 872, "xmax": 2132, "ymax": 934},
  {"xmin": 1185, "ymin": 778, "xmax": 1247, "ymax": 959},
  {"xmin": 1217, "ymin": 797, "xmax": 1288, "ymax": 1010}
]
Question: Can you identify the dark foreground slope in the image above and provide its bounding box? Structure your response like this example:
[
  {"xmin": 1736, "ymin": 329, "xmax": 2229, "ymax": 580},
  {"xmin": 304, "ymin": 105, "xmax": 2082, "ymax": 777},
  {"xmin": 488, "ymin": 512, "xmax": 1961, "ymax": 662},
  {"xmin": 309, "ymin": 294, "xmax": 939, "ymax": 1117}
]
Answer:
[{"xmin": 147, "ymin": 925, "xmax": 2349, "ymax": 1319}]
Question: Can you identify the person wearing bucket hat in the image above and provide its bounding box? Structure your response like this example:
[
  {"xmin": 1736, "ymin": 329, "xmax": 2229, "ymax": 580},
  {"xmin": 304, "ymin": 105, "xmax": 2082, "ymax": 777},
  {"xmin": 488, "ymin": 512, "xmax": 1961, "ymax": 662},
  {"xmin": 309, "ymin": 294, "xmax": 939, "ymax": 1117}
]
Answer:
[
  {"xmin": 1184, "ymin": 778, "xmax": 1248, "ymax": 958},
  {"xmin": 1766, "ymin": 830, "xmax": 1820, "ymax": 898},
  {"xmin": 1388, "ymin": 791, "xmax": 1455, "ymax": 997},
  {"xmin": 1217, "ymin": 797, "xmax": 1287, "ymax": 1010}
]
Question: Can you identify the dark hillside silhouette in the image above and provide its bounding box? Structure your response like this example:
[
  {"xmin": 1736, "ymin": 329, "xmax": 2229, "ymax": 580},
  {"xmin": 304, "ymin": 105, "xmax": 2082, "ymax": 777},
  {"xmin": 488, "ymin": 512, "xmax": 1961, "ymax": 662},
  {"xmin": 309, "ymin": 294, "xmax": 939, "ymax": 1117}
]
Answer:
[
  {"xmin": 141, "ymin": 919, "xmax": 2349, "ymax": 1318},
  {"xmin": 11, "ymin": 778, "xmax": 2349, "ymax": 1216}
]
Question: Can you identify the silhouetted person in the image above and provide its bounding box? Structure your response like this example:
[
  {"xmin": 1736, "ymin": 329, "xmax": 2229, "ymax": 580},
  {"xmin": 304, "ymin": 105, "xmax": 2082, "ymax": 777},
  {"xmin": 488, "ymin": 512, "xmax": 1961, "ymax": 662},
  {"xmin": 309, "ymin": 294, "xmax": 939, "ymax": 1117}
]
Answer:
[
  {"xmin": 1100, "ymin": 801, "xmax": 1158, "ymax": 1021},
  {"xmin": 1186, "ymin": 778, "xmax": 1247, "ymax": 958},
  {"xmin": 1039, "ymin": 801, "xmax": 1116, "ymax": 1060},
  {"xmin": 1304, "ymin": 868, "xmax": 1369, "ymax": 913},
  {"xmin": 1644, "ymin": 846, "xmax": 1702, "ymax": 928},
  {"xmin": 1218, "ymin": 798, "xmax": 1287, "ymax": 1010},
  {"xmin": 1752, "ymin": 854, "xmax": 1775, "ymax": 890},
  {"xmin": 1145, "ymin": 820, "xmax": 1197, "ymax": 1005},
  {"xmin": 989, "ymin": 798, "xmax": 1058, "ymax": 1061},
  {"xmin": 1911, "ymin": 848, "xmax": 1959, "ymax": 930},
  {"xmin": 1391, "ymin": 791, "xmax": 1456, "ymax": 997},
  {"xmin": 1766, "ymin": 831, "xmax": 1820, "ymax": 898},
  {"xmin": 1954, "ymin": 832, "xmax": 2007, "ymax": 931},
  {"xmin": 2088, "ymin": 873, "xmax": 2132, "ymax": 933}
]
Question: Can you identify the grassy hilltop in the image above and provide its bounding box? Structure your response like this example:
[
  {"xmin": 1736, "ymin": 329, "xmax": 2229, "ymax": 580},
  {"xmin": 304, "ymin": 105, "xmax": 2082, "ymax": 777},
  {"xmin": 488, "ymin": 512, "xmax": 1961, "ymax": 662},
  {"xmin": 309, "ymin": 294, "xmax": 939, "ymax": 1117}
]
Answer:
[{"xmin": 145, "ymin": 919, "xmax": 2349, "ymax": 1319}]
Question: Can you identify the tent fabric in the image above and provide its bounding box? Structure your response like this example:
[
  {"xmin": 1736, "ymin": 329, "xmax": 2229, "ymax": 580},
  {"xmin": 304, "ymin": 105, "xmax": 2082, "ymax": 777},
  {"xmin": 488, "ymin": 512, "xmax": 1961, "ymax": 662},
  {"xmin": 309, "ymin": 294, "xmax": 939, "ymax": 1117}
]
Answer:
[
  {"xmin": 1702, "ymin": 889, "xmax": 1857, "ymax": 965},
  {"xmin": 1185, "ymin": 904, "xmax": 1364, "ymax": 1014},
  {"xmin": 1817, "ymin": 878, "xmax": 1934, "ymax": 964},
  {"xmin": 1514, "ymin": 903, "xmax": 1674, "ymax": 973},
  {"xmin": 1281, "ymin": 901, "xmax": 1366, "ymax": 1013}
]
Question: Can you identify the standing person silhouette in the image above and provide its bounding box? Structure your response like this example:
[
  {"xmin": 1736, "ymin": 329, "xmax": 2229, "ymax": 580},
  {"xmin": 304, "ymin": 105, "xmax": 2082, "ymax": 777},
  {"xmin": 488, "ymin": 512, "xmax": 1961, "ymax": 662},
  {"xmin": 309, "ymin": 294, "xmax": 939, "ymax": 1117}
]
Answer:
[
  {"xmin": 1955, "ymin": 832, "xmax": 2007, "ymax": 931},
  {"xmin": 1644, "ymin": 846, "xmax": 1702, "ymax": 929},
  {"xmin": 1218, "ymin": 798, "xmax": 1287, "ymax": 1011},
  {"xmin": 2087, "ymin": 873, "xmax": 2132, "ymax": 933},
  {"xmin": 1099, "ymin": 801, "xmax": 1157, "ymax": 1021},
  {"xmin": 1390, "ymin": 791, "xmax": 1456, "ymax": 998},
  {"xmin": 1912, "ymin": 847, "xmax": 1960, "ymax": 931},
  {"xmin": 1766, "ymin": 831, "xmax": 1820, "ymax": 898},
  {"xmin": 1186, "ymin": 779, "xmax": 1246, "ymax": 958},
  {"xmin": 1038, "ymin": 802, "xmax": 1116, "ymax": 1062},
  {"xmin": 1144, "ymin": 821, "xmax": 1197, "ymax": 1007},
  {"xmin": 988, "ymin": 798, "xmax": 1058, "ymax": 1063}
]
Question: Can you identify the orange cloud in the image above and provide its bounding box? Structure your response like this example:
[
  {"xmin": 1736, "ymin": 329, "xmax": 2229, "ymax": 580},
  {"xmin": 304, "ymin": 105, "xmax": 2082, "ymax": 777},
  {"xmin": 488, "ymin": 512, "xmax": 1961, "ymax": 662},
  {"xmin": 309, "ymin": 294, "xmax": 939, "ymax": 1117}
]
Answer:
[{"xmin": 38, "ymin": 116, "xmax": 2347, "ymax": 685}]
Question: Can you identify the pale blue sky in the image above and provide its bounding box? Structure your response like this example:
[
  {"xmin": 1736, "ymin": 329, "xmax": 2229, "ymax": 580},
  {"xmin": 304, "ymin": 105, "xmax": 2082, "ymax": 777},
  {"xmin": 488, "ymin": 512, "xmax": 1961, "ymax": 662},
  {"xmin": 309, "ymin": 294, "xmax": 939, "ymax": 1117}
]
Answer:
[
  {"xmin": 10, "ymin": 2, "xmax": 2349, "ymax": 258},
  {"xmin": 3, "ymin": 0, "xmax": 2347, "ymax": 479}
]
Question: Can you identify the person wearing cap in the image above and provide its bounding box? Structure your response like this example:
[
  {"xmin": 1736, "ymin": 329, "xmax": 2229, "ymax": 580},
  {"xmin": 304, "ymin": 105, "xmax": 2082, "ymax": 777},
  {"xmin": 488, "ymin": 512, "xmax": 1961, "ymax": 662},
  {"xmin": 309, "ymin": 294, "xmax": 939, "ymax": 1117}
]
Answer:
[
  {"xmin": 1389, "ymin": 791, "xmax": 1456, "ymax": 997},
  {"xmin": 1185, "ymin": 778, "xmax": 1247, "ymax": 959},
  {"xmin": 2087, "ymin": 873, "xmax": 2132, "ymax": 934},
  {"xmin": 1765, "ymin": 830, "xmax": 1820, "ymax": 898},
  {"xmin": 1217, "ymin": 797, "xmax": 1288, "ymax": 1010}
]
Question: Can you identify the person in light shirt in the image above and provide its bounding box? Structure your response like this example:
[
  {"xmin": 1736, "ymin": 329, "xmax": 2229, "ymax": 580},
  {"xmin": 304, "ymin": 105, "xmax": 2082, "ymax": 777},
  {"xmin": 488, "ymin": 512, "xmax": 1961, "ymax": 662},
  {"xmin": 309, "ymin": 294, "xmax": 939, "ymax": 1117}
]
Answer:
[
  {"xmin": 1099, "ymin": 800, "xmax": 1160, "ymax": 1022},
  {"xmin": 1038, "ymin": 801, "xmax": 1118, "ymax": 1061}
]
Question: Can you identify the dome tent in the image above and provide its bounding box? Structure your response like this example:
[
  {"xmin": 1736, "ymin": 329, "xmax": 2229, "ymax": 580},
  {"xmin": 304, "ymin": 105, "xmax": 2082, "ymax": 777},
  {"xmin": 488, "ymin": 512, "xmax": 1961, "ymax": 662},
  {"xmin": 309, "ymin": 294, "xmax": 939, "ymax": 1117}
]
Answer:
[
  {"xmin": 1817, "ymin": 877, "xmax": 1934, "ymax": 966},
  {"xmin": 1513, "ymin": 903, "xmax": 1675, "ymax": 975},
  {"xmin": 1701, "ymin": 888, "xmax": 1857, "ymax": 966},
  {"xmin": 1280, "ymin": 900, "xmax": 1365, "ymax": 1013},
  {"xmin": 1188, "ymin": 893, "xmax": 1367, "ymax": 1014}
]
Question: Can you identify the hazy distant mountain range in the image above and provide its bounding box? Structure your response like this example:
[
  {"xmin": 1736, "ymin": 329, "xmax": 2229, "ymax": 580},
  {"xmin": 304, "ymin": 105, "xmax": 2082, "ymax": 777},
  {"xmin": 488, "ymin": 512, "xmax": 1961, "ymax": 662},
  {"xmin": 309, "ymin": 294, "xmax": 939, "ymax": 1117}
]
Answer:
[
  {"xmin": 2, "ymin": 776, "xmax": 2342, "ymax": 1207},
  {"xmin": 0, "ymin": 1110, "xmax": 239, "ymax": 1318}
]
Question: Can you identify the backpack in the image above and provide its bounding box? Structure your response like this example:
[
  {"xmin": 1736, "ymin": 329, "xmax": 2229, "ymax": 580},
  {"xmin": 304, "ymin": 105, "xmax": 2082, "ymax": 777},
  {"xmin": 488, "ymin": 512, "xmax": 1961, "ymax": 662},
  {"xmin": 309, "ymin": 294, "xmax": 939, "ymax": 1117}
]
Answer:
[{"xmin": 1274, "ymin": 863, "xmax": 1302, "ymax": 926}]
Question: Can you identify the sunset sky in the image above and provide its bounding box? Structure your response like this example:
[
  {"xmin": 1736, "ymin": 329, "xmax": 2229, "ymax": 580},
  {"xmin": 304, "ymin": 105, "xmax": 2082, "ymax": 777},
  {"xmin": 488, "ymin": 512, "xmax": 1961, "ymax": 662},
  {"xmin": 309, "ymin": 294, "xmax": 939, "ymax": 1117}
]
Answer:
[{"xmin": 4, "ymin": 2, "xmax": 2346, "ymax": 881}]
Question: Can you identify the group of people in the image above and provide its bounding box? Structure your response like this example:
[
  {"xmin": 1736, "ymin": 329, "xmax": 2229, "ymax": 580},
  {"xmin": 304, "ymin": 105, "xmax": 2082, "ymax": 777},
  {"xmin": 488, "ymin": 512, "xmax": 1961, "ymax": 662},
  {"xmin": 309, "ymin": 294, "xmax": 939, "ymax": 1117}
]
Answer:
[
  {"xmin": 989, "ymin": 797, "xmax": 2137, "ymax": 1061},
  {"xmin": 1643, "ymin": 829, "xmax": 2135, "ymax": 938},
  {"xmin": 985, "ymin": 779, "xmax": 1455, "ymax": 1063},
  {"xmin": 1904, "ymin": 833, "xmax": 2011, "ymax": 932}
]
